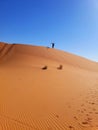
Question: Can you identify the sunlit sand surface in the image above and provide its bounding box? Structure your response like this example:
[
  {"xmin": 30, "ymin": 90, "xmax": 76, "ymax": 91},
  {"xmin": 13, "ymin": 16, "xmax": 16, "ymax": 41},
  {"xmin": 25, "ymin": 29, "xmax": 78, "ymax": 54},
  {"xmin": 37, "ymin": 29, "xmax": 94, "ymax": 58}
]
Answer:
[{"xmin": 0, "ymin": 42, "xmax": 98, "ymax": 130}]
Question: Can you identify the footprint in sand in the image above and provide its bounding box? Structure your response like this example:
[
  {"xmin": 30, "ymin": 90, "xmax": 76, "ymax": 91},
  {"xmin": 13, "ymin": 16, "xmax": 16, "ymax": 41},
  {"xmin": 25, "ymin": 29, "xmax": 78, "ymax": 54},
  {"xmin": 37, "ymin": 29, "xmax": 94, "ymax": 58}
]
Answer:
[
  {"xmin": 73, "ymin": 116, "xmax": 78, "ymax": 120},
  {"xmin": 89, "ymin": 111, "xmax": 93, "ymax": 114},
  {"xmin": 55, "ymin": 115, "xmax": 59, "ymax": 118},
  {"xmin": 86, "ymin": 114, "xmax": 89, "ymax": 117},
  {"xmin": 95, "ymin": 112, "xmax": 98, "ymax": 114},
  {"xmin": 86, "ymin": 117, "xmax": 92, "ymax": 121},
  {"xmin": 68, "ymin": 125, "xmax": 75, "ymax": 130},
  {"xmin": 88, "ymin": 102, "xmax": 95, "ymax": 105},
  {"xmin": 81, "ymin": 121, "xmax": 90, "ymax": 127},
  {"xmin": 83, "ymin": 108, "xmax": 86, "ymax": 111},
  {"xmin": 81, "ymin": 104, "xmax": 84, "ymax": 107}
]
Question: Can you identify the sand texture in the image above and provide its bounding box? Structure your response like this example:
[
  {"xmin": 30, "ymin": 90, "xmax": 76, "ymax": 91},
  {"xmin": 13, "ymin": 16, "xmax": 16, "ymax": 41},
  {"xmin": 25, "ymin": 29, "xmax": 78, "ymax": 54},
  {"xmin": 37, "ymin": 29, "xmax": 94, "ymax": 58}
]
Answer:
[{"xmin": 0, "ymin": 42, "xmax": 98, "ymax": 130}]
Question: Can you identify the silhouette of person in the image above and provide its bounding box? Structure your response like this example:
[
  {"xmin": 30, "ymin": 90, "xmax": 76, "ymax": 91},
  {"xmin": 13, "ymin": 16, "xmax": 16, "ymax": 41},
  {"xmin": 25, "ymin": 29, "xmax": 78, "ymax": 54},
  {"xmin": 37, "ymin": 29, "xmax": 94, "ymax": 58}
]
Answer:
[{"xmin": 51, "ymin": 43, "xmax": 55, "ymax": 48}]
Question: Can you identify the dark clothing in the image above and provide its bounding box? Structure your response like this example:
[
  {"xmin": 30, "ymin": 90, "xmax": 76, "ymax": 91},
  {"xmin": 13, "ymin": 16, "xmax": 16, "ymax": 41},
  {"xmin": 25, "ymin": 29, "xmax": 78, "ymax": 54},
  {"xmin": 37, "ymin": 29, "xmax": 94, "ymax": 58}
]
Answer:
[{"xmin": 51, "ymin": 43, "xmax": 55, "ymax": 48}]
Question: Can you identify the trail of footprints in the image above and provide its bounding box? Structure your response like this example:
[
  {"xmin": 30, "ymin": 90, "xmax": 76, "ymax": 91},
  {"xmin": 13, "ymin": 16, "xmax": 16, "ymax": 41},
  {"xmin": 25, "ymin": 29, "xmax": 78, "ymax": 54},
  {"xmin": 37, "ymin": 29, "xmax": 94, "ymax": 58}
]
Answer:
[
  {"xmin": 67, "ymin": 82, "xmax": 98, "ymax": 129},
  {"xmin": 0, "ymin": 82, "xmax": 98, "ymax": 129}
]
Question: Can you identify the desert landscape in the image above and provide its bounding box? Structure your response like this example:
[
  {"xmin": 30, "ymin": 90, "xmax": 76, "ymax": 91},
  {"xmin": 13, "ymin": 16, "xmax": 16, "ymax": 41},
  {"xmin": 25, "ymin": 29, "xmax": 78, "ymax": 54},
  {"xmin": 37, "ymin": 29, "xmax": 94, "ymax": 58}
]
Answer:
[{"xmin": 0, "ymin": 42, "xmax": 98, "ymax": 130}]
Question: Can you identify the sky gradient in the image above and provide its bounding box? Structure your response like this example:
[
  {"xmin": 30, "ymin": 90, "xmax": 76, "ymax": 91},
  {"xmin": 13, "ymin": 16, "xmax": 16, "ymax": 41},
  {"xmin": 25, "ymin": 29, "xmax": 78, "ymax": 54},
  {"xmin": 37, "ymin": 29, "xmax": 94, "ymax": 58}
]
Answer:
[{"xmin": 0, "ymin": 0, "xmax": 98, "ymax": 61}]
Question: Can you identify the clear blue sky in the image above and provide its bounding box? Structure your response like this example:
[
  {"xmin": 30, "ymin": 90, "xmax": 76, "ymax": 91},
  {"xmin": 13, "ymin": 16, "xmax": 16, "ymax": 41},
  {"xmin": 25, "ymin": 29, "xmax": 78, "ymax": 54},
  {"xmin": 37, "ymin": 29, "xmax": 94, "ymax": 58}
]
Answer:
[{"xmin": 0, "ymin": 0, "xmax": 98, "ymax": 61}]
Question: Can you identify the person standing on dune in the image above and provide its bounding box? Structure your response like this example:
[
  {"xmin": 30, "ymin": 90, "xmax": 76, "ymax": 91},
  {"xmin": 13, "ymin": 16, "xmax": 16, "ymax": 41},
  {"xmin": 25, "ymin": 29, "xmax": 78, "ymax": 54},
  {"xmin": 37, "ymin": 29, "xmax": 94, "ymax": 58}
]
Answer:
[{"xmin": 51, "ymin": 43, "xmax": 55, "ymax": 48}]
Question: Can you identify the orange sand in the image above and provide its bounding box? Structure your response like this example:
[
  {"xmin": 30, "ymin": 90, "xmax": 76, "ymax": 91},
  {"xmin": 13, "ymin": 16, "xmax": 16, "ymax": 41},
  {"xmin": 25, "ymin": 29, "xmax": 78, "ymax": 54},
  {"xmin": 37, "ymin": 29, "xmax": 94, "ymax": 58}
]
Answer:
[{"xmin": 0, "ymin": 42, "xmax": 98, "ymax": 130}]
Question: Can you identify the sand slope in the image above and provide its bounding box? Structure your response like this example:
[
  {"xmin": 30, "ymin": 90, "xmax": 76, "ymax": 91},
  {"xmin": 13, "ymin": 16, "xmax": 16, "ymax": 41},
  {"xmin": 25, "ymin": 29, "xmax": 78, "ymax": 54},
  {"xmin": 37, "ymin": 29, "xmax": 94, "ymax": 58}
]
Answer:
[{"xmin": 0, "ymin": 42, "xmax": 98, "ymax": 130}]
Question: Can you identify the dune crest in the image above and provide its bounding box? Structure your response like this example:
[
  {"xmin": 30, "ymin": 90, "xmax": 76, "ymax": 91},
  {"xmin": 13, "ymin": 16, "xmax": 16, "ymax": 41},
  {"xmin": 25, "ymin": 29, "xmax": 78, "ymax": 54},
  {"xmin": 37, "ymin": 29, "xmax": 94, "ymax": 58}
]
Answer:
[
  {"xmin": 0, "ymin": 42, "xmax": 98, "ymax": 130},
  {"xmin": 0, "ymin": 42, "xmax": 98, "ymax": 71}
]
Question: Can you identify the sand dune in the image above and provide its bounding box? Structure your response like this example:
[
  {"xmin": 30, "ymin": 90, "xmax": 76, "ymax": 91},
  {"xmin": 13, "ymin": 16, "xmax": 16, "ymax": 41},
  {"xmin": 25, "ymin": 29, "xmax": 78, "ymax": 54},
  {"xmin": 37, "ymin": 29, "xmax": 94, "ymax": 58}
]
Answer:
[{"xmin": 0, "ymin": 42, "xmax": 98, "ymax": 130}]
